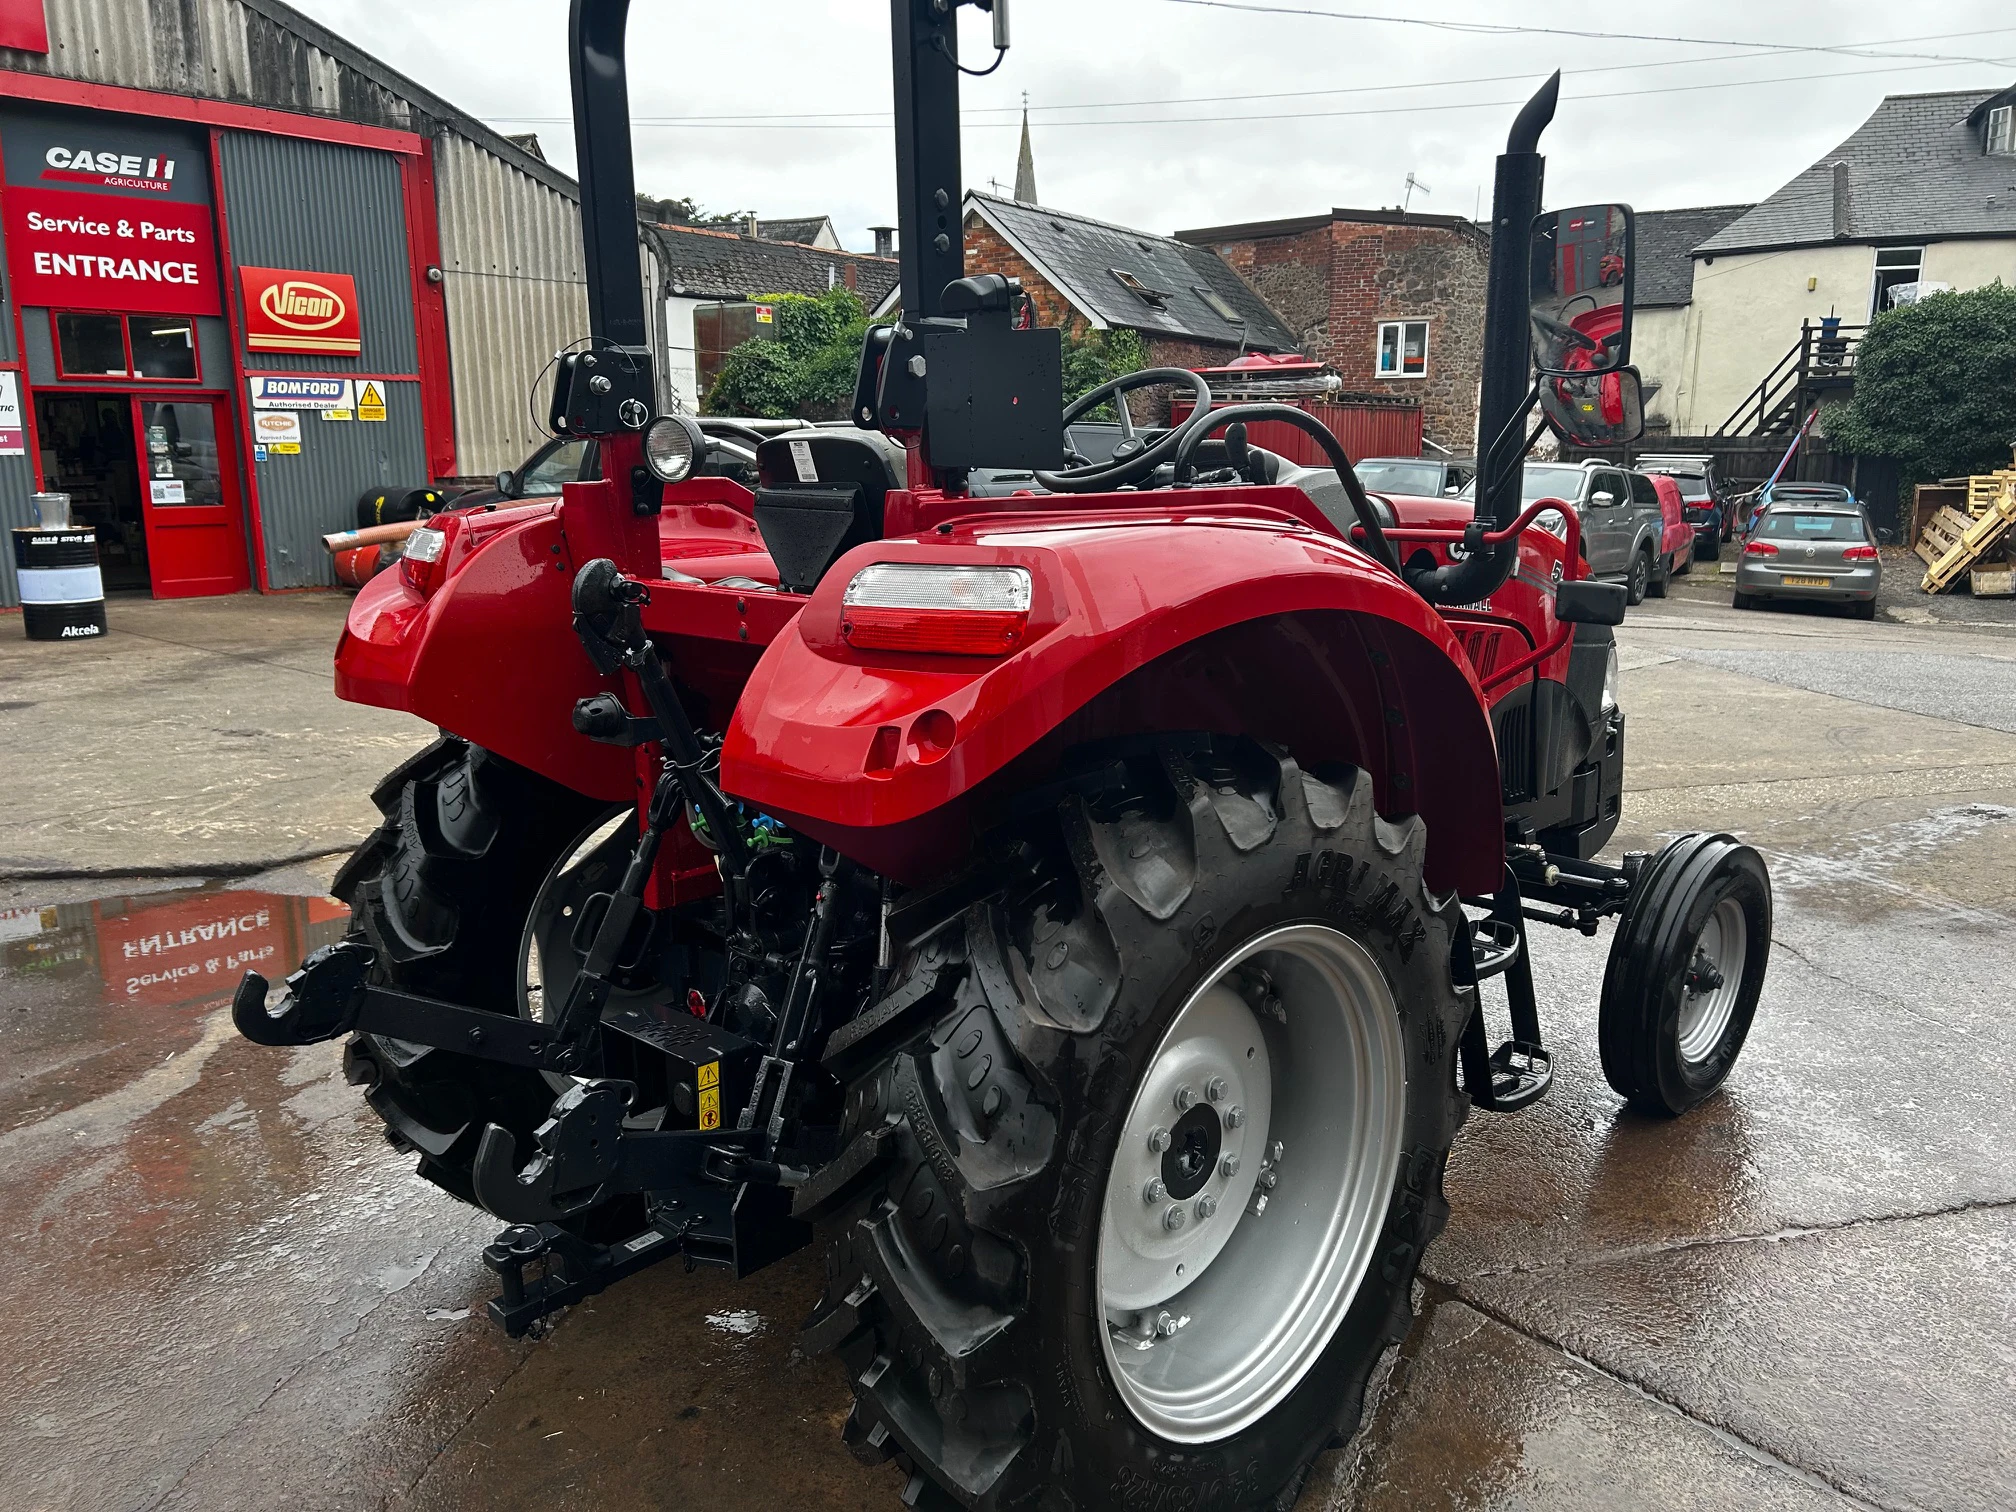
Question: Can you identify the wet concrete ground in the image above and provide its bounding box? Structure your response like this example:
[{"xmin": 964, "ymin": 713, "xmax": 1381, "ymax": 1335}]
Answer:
[{"xmin": 3, "ymin": 592, "xmax": 2013, "ymax": 1511}]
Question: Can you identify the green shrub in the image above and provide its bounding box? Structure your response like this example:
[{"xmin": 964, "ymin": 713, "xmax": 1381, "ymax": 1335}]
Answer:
[{"xmin": 704, "ymin": 288, "xmax": 870, "ymax": 419}]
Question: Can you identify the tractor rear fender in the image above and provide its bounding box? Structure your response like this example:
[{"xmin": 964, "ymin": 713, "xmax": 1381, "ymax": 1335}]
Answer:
[
  {"xmin": 722, "ymin": 514, "xmax": 1504, "ymax": 895},
  {"xmin": 336, "ymin": 505, "xmax": 635, "ymax": 800}
]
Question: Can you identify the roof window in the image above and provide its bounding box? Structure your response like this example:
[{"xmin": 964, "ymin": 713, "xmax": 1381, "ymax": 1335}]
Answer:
[
  {"xmin": 1990, "ymin": 104, "xmax": 2014, "ymax": 156},
  {"xmin": 1194, "ymin": 286, "xmax": 1244, "ymax": 323},
  {"xmin": 1110, "ymin": 268, "xmax": 1171, "ymax": 309}
]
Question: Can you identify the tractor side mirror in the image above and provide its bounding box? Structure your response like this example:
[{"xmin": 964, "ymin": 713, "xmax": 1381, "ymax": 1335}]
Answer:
[
  {"xmin": 1555, "ymin": 579, "xmax": 1627, "ymax": 625},
  {"xmin": 1540, "ymin": 368, "xmax": 1645, "ymax": 448},
  {"xmin": 496, "ymin": 469, "xmax": 517, "ymax": 496},
  {"xmin": 1529, "ymin": 203, "xmax": 1633, "ymax": 376}
]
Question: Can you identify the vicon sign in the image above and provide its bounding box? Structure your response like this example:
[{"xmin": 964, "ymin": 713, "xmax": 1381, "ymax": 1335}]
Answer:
[{"xmin": 239, "ymin": 265, "xmax": 362, "ymax": 355}]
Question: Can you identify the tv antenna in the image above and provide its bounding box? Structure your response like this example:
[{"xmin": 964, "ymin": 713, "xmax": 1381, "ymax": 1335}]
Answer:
[{"xmin": 1403, "ymin": 172, "xmax": 1432, "ymax": 213}]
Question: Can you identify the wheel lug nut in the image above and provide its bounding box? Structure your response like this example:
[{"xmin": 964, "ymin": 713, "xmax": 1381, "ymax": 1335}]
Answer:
[
  {"xmin": 1154, "ymin": 1310, "xmax": 1178, "ymax": 1337},
  {"xmin": 1142, "ymin": 1178, "xmax": 1166, "ymax": 1204},
  {"xmin": 1219, "ymin": 1153, "xmax": 1240, "ymax": 1178},
  {"xmin": 1195, "ymin": 1195, "xmax": 1217, "ymax": 1219},
  {"xmin": 1173, "ymin": 1084, "xmax": 1196, "ymax": 1112},
  {"xmin": 1259, "ymin": 1169, "xmax": 1278, "ymax": 1191},
  {"xmin": 1205, "ymin": 1077, "xmax": 1228, "ymax": 1103},
  {"xmin": 1163, "ymin": 1204, "xmax": 1187, "ymax": 1231},
  {"xmin": 1146, "ymin": 1126, "xmax": 1171, "ymax": 1154},
  {"xmin": 1224, "ymin": 1105, "xmax": 1245, "ymax": 1129}
]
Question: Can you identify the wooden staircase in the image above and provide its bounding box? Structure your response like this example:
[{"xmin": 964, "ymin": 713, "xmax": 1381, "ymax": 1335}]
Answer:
[{"xmin": 1714, "ymin": 321, "xmax": 1864, "ymax": 439}]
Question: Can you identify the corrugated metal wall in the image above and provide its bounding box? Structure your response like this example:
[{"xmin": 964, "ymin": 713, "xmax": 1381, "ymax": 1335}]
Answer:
[
  {"xmin": 217, "ymin": 131, "xmax": 418, "ymax": 373},
  {"xmin": 216, "ymin": 129, "xmax": 426, "ymax": 587},
  {"xmin": 431, "ymin": 130, "xmax": 587, "ymax": 475},
  {"xmin": 252, "ymin": 381, "xmax": 426, "ymax": 589},
  {"xmin": 0, "ymin": 450, "xmax": 37, "ymax": 608}
]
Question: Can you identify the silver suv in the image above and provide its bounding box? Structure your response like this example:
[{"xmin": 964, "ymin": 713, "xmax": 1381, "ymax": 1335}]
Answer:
[{"xmin": 1466, "ymin": 461, "xmax": 1669, "ymax": 604}]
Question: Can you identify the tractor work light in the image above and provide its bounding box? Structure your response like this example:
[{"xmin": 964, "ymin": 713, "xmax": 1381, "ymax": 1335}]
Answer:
[
  {"xmin": 399, "ymin": 514, "xmax": 462, "ymax": 596},
  {"xmin": 642, "ymin": 414, "xmax": 703, "ymax": 483},
  {"xmin": 842, "ymin": 562, "xmax": 1032, "ymax": 655}
]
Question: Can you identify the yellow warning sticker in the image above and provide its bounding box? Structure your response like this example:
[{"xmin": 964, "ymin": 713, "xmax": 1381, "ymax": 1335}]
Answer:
[
  {"xmin": 698, "ymin": 1085, "xmax": 721, "ymax": 1131},
  {"xmin": 357, "ymin": 380, "xmax": 387, "ymax": 422},
  {"xmin": 697, "ymin": 1060, "xmax": 720, "ymax": 1090}
]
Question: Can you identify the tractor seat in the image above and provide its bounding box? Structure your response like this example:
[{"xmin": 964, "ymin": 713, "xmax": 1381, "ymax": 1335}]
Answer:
[{"xmin": 752, "ymin": 429, "xmax": 906, "ymax": 593}]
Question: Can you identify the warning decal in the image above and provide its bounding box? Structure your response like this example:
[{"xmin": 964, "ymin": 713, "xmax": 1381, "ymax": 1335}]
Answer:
[
  {"xmin": 357, "ymin": 380, "xmax": 386, "ymax": 422},
  {"xmin": 697, "ymin": 1060, "xmax": 721, "ymax": 1131}
]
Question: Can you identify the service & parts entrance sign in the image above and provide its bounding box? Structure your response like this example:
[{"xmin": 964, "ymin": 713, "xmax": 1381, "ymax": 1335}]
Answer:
[{"xmin": 2, "ymin": 187, "xmax": 220, "ymax": 315}]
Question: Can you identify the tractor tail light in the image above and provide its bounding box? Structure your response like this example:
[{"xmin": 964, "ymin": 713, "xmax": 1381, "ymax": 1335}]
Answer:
[
  {"xmin": 842, "ymin": 563, "xmax": 1032, "ymax": 655},
  {"xmin": 1843, "ymin": 544, "xmax": 1879, "ymax": 561},
  {"xmin": 400, "ymin": 512, "xmax": 462, "ymax": 596},
  {"xmin": 1742, "ymin": 539, "xmax": 1778, "ymax": 557}
]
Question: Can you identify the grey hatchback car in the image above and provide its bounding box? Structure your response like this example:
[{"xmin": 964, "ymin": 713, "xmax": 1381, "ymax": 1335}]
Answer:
[{"xmin": 1734, "ymin": 492, "xmax": 1881, "ymax": 619}]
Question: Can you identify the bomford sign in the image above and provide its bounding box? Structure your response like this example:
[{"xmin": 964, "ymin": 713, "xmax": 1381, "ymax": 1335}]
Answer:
[
  {"xmin": 1, "ymin": 187, "xmax": 219, "ymax": 315},
  {"xmin": 239, "ymin": 265, "xmax": 362, "ymax": 356}
]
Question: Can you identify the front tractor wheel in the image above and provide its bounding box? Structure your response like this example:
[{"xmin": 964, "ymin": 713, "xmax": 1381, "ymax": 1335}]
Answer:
[{"xmin": 807, "ymin": 740, "xmax": 1471, "ymax": 1511}]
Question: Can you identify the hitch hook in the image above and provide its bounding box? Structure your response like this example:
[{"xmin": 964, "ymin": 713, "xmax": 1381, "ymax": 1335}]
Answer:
[
  {"xmin": 231, "ymin": 940, "xmax": 372, "ymax": 1046},
  {"xmin": 470, "ymin": 1080, "xmax": 635, "ymax": 1225}
]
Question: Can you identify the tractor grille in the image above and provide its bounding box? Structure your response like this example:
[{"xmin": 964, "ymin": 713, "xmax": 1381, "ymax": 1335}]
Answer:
[{"xmin": 1496, "ymin": 701, "xmax": 1534, "ymax": 802}]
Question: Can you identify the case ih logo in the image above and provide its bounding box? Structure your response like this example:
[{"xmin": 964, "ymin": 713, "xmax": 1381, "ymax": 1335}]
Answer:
[
  {"xmin": 42, "ymin": 145, "xmax": 176, "ymax": 193},
  {"xmin": 239, "ymin": 265, "xmax": 362, "ymax": 355}
]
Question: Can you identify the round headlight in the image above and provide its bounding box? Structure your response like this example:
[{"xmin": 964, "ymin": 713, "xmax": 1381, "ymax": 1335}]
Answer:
[{"xmin": 642, "ymin": 414, "xmax": 701, "ymax": 483}]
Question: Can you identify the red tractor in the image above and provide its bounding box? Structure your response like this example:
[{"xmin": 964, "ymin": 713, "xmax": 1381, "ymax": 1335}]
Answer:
[{"xmin": 234, "ymin": 4, "xmax": 1771, "ymax": 1507}]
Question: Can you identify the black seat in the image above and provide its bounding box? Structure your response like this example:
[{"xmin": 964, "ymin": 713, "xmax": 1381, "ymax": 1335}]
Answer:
[{"xmin": 753, "ymin": 430, "xmax": 905, "ymax": 593}]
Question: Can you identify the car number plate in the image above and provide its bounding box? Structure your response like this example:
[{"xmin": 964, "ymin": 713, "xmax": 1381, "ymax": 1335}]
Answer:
[{"xmin": 1780, "ymin": 575, "xmax": 1830, "ymax": 587}]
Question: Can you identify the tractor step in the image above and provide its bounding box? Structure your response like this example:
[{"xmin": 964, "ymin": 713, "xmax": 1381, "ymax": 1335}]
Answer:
[
  {"xmin": 1469, "ymin": 917, "xmax": 1523, "ymax": 980},
  {"xmin": 1482, "ymin": 1039, "xmax": 1552, "ymax": 1110}
]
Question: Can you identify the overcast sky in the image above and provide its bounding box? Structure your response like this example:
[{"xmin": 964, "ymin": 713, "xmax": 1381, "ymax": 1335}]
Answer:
[{"xmin": 291, "ymin": 0, "xmax": 2016, "ymax": 252}]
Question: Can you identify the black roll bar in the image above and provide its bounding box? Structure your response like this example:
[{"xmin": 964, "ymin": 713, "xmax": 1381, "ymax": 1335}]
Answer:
[{"xmin": 569, "ymin": 0, "xmax": 649, "ymax": 348}]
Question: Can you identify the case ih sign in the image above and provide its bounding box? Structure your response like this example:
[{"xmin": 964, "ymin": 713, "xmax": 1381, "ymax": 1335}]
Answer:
[
  {"xmin": 0, "ymin": 186, "xmax": 219, "ymax": 315},
  {"xmin": 239, "ymin": 266, "xmax": 362, "ymax": 356}
]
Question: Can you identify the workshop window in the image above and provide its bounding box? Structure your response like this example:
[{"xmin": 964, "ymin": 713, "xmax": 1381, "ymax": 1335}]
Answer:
[
  {"xmin": 1376, "ymin": 320, "xmax": 1428, "ymax": 378},
  {"xmin": 1870, "ymin": 248, "xmax": 1923, "ymax": 317},
  {"xmin": 53, "ymin": 312, "xmax": 199, "ymax": 383}
]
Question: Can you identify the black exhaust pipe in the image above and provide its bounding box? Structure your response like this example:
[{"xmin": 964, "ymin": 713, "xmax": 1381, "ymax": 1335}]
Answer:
[
  {"xmin": 1411, "ymin": 71, "xmax": 1558, "ymax": 606},
  {"xmin": 569, "ymin": 0, "xmax": 649, "ymax": 348}
]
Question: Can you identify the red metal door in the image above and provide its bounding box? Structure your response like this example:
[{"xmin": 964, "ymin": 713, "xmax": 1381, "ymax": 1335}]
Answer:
[{"xmin": 133, "ymin": 397, "xmax": 251, "ymax": 597}]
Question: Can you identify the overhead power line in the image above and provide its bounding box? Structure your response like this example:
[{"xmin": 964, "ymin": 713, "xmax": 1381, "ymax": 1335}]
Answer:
[
  {"xmin": 1153, "ymin": 0, "xmax": 2016, "ymax": 69},
  {"xmin": 484, "ymin": 48, "xmax": 2016, "ymax": 131}
]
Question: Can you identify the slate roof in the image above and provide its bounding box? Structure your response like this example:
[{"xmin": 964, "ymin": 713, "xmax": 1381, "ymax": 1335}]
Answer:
[
  {"xmin": 756, "ymin": 216, "xmax": 836, "ymax": 246},
  {"xmin": 1633, "ymin": 204, "xmax": 1753, "ymax": 306},
  {"xmin": 647, "ymin": 222, "xmax": 899, "ymax": 305},
  {"xmin": 968, "ymin": 192, "xmax": 1298, "ymax": 350},
  {"xmin": 1698, "ymin": 88, "xmax": 2016, "ymax": 255}
]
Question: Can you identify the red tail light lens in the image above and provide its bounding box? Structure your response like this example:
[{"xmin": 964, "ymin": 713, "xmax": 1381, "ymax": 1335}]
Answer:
[
  {"xmin": 1742, "ymin": 539, "xmax": 1778, "ymax": 557},
  {"xmin": 842, "ymin": 563, "xmax": 1032, "ymax": 655},
  {"xmin": 1842, "ymin": 544, "xmax": 1879, "ymax": 561},
  {"xmin": 399, "ymin": 512, "xmax": 462, "ymax": 595}
]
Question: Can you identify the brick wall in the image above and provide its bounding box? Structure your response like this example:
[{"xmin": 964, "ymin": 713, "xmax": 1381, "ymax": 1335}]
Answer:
[
  {"xmin": 1201, "ymin": 223, "xmax": 1332, "ymax": 353},
  {"xmin": 962, "ymin": 213, "xmax": 1088, "ymax": 334},
  {"xmin": 1333, "ymin": 220, "xmax": 1489, "ymax": 453}
]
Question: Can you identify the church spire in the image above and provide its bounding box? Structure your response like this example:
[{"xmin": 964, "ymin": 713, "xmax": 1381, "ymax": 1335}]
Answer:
[{"xmin": 1014, "ymin": 96, "xmax": 1038, "ymax": 204}]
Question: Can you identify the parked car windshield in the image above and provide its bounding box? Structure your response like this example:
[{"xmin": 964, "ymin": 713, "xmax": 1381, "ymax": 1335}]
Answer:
[
  {"xmin": 1355, "ymin": 460, "xmax": 1445, "ymax": 495},
  {"xmin": 1651, "ymin": 471, "xmax": 1711, "ymax": 501},
  {"xmin": 1759, "ymin": 510, "xmax": 1867, "ymax": 541},
  {"xmin": 1458, "ymin": 464, "xmax": 1588, "ymax": 504}
]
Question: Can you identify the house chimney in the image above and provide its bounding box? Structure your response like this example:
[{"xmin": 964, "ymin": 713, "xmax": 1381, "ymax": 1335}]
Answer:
[
  {"xmin": 1831, "ymin": 160, "xmax": 1852, "ymax": 240},
  {"xmin": 744, "ymin": 213, "xmax": 760, "ymax": 238},
  {"xmin": 870, "ymin": 225, "xmax": 895, "ymax": 258}
]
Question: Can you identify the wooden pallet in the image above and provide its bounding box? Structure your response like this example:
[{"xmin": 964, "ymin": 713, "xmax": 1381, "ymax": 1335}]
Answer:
[
  {"xmin": 1915, "ymin": 506, "xmax": 1974, "ymax": 567},
  {"xmin": 1972, "ymin": 564, "xmax": 2016, "ymax": 597},
  {"xmin": 1923, "ymin": 490, "xmax": 2016, "ymax": 592},
  {"xmin": 1967, "ymin": 471, "xmax": 2016, "ymax": 516}
]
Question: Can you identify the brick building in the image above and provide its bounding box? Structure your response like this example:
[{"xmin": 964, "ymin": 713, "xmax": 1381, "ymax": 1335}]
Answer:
[
  {"xmin": 1176, "ymin": 210, "xmax": 1490, "ymax": 451},
  {"xmin": 880, "ymin": 192, "xmax": 1298, "ymax": 370}
]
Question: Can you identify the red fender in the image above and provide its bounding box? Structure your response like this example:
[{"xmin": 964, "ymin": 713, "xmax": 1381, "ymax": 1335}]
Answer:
[
  {"xmin": 337, "ymin": 504, "xmax": 635, "ymax": 800},
  {"xmin": 722, "ymin": 507, "xmax": 1505, "ymax": 895}
]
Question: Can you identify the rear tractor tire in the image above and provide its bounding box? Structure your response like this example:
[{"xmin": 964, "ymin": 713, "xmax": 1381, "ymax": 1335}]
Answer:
[
  {"xmin": 1599, "ymin": 833, "xmax": 1771, "ymax": 1117},
  {"xmin": 804, "ymin": 738, "xmax": 1472, "ymax": 1511},
  {"xmin": 335, "ymin": 737, "xmax": 617, "ymax": 1205}
]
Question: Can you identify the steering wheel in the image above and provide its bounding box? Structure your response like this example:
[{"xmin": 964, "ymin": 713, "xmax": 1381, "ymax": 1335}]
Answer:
[
  {"xmin": 1531, "ymin": 309, "xmax": 1609, "ymax": 371},
  {"xmin": 1033, "ymin": 367, "xmax": 1217, "ymax": 493}
]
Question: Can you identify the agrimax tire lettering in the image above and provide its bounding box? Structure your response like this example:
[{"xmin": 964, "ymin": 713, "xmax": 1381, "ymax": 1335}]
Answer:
[{"xmin": 1294, "ymin": 847, "xmax": 1427, "ymax": 963}]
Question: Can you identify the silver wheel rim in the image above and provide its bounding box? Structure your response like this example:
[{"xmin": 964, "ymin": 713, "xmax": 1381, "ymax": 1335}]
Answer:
[
  {"xmin": 518, "ymin": 810, "xmax": 636, "ymax": 1090},
  {"xmin": 1676, "ymin": 895, "xmax": 1746, "ymax": 1064},
  {"xmin": 1096, "ymin": 924, "xmax": 1406, "ymax": 1444}
]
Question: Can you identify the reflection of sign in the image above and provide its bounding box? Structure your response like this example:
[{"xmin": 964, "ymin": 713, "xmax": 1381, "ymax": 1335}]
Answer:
[
  {"xmin": 1, "ymin": 187, "xmax": 219, "ymax": 316},
  {"xmin": 0, "ymin": 371, "xmax": 22, "ymax": 455},
  {"xmin": 150, "ymin": 478, "xmax": 185, "ymax": 504},
  {"xmin": 92, "ymin": 890, "xmax": 291, "ymax": 1009},
  {"xmin": 239, "ymin": 265, "xmax": 362, "ymax": 355},
  {"xmin": 249, "ymin": 376, "xmax": 352, "ymax": 411},
  {"xmin": 356, "ymin": 380, "xmax": 386, "ymax": 422}
]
